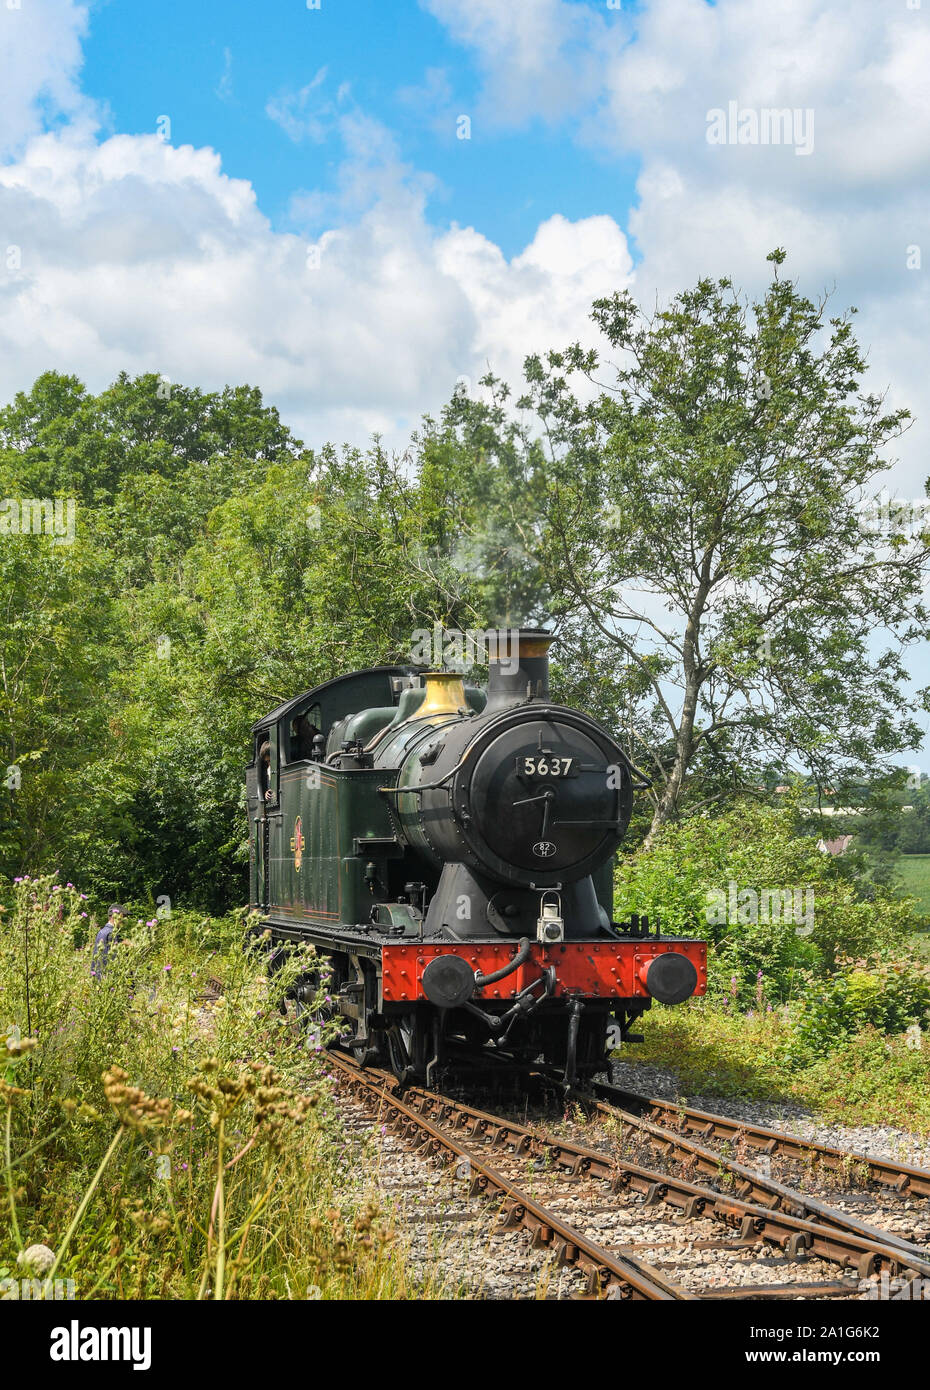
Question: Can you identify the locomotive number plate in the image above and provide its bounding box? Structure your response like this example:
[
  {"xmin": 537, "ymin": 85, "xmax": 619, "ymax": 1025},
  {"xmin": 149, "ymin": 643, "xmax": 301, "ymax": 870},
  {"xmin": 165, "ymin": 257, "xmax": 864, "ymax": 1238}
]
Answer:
[{"xmin": 516, "ymin": 755, "xmax": 577, "ymax": 778}]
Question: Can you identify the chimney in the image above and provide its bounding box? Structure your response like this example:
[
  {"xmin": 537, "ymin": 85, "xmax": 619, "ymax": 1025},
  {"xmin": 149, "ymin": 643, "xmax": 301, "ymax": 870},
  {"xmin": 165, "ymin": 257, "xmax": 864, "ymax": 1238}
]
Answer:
[{"xmin": 485, "ymin": 629, "xmax": 553, "ymax": 711}]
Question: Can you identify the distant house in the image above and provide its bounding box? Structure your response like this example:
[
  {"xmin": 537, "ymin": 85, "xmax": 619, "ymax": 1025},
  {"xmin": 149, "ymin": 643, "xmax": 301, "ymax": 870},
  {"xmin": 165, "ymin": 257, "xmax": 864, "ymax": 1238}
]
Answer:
[{"xmin": 817, "ymin": 835, "xmax": 853, "ymax": 856}]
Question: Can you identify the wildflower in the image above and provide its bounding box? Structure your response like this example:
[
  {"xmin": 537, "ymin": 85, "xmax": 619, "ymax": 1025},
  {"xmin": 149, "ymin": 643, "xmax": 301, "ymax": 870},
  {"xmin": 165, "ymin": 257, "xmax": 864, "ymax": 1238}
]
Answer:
[
  {"xmin": 164, "ymin": 964, "xmax": 172, "ymax": 972},
  {"xmin": 17, "ymin": 1244, "xmax": 55, "ymax": 1277},
  {"xmin": 147, "ymin": 919, "xmax": 157, "ymax": 928}
]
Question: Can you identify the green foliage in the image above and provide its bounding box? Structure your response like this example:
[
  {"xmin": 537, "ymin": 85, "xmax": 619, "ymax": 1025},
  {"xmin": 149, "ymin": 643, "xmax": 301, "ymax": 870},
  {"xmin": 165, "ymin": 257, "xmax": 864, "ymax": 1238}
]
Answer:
[
  {"xmin": 616, "ymin": 796, "xmax": 930, "ymax": 1121},
  {"xmin": 615, "ymin": 798, "xmax": 916, "ymax": 1000},
  {"xmin": 786, "ymin": 959, "xmax": 930, "ymax": 1064},
  {"xmin": 0, "ymin": 371, "xmax": 549, "ymax": 910},
  {"xmin": 4, "ymin": 251, "xmax": 929, "ymax": 905},
  {"xmin": 827, "ymin": 774, "xmax": 930, "ymax": 880}
]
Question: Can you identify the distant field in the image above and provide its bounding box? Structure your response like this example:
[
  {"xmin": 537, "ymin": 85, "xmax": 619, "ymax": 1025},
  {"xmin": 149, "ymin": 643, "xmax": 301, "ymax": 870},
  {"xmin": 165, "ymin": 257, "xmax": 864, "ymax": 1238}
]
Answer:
[{"xmin": 898, "ymin": 854, "xmax": 930, "ymax": 916}]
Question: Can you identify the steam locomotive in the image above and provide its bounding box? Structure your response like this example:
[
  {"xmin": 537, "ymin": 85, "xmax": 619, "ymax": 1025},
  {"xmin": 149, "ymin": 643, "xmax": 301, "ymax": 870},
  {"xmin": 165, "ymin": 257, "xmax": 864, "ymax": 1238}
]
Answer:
[{"xmin": 246, "ymin": 630, "xmax": 706, "ymax": 1085}]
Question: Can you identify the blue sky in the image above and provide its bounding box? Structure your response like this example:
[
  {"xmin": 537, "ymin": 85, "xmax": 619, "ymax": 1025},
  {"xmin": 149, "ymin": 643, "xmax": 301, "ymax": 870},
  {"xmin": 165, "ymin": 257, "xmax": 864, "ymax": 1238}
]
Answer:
[{"xmin": 78, "ymin": 0, "xmax": 640, "ymax": 259}]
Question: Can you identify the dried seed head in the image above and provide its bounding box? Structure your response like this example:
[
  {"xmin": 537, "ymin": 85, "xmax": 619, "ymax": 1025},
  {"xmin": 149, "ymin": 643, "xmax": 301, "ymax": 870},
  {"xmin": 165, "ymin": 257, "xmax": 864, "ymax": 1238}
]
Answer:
[{"xmin": 101, "ymin": 1067, "xmax": 176, "ymax": 1132}]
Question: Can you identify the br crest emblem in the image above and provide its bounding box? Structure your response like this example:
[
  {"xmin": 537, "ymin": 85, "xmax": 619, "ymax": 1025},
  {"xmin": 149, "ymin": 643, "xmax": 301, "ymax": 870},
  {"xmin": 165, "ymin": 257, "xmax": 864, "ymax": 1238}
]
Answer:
[{"xmin": 290, "ymin": 817, "xmax": 304, "ymax": 872}]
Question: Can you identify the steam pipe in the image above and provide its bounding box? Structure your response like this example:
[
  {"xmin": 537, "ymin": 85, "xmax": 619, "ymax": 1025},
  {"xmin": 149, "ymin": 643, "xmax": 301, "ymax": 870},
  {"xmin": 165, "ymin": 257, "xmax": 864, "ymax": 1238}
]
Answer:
[{"xmin": 474, "ymin": 936, "xmax": 532, "ymax": 988}]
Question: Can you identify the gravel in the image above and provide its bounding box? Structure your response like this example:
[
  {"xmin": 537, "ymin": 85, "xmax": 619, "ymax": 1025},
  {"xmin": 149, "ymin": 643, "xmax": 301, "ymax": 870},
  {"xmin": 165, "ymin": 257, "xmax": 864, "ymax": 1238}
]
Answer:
[{"xmin": 606, "ymin": 1059, "xmax": 930, "ymax": 1170}]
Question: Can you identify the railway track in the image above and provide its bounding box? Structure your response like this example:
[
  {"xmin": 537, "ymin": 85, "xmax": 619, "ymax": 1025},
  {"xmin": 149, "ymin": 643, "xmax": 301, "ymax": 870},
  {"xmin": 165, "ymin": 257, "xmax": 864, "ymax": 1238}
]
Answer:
[
  {"xmin": 581, "ymin": 1080, "xmax": 930, "ymax": 1258},
  {"xmin": 328, "ymin": 1049, "xmax": 688, "ymax": 1300},
  {"xmin": 591, "ymin": 1079, "xmax": 930, "ymax": 1199},
  {"xmin": 326, "ymin": 1051, "xmax": 930, "ymax": 1300}
]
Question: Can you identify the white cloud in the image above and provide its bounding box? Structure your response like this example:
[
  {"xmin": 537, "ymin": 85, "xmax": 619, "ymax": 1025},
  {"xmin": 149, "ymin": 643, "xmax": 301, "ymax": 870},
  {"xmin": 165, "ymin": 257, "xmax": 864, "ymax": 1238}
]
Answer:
[
  {"xmin": 265, "ymin": 68, "xmax": 332, "ymax": 143},
  {"xmin": 425, "ymin": 0, "xmax": 930, "ymax": 491},
  {"xmin": 2, "ymin": 0, "xmax": 927, "ymax": 496},
  {"xmin": 0, "ymin": 0, "xmax": 91, "ymax": 158},
  {"xmin": 215, "ymin": 47, "xmax": 234, "ymax": 104},
  {"xmin": 420, "ymin": 0, "xmax": 619, "ymax": 128},
  {"xmin": 0, "ymin": 120, "xmax": 632, "ymax": 449},
  {"xmin": 437, "ymin": 214, "xmax": 633, "ymax": 385},
  {"xmin": 596, "ymin": 0, "xmax": 930, "ymax": 194}
]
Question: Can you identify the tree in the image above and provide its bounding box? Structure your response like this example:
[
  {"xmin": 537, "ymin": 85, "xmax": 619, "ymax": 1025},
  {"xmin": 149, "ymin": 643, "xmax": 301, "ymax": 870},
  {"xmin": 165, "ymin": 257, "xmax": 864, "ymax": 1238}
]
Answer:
[
  {"xmin": 0, "ymin": 371, "xmax": 551, "ymax": 907},
  {"xmin": 514, "ymin": 250, "xmax": 930, "ymax": 837},
  {"xmin": 0, "ymin": 371, "xmax": 299, "ymax": 902}
]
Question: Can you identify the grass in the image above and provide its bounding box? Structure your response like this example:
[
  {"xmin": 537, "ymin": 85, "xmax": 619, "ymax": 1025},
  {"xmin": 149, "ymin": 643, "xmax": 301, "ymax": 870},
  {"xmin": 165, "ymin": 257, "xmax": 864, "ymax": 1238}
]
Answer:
[
  {"xmin": 0, "ymin": 876, "xmax": 434, "ymax": 1300},
  {"xmin": 622, "ymin": 998, "xmax": 930, "ymax": 1133},
  {"xmin": 897, "ymin": 854, "xmax": 930, "ymax": 916}
]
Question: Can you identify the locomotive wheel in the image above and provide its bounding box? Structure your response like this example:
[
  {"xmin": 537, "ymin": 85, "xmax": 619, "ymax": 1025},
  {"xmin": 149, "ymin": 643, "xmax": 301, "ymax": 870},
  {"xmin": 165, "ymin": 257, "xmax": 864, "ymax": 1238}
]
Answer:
[
  {"xmin": 346, "ymin": 1011, "xmax": 382, "ymax": 1067},
  {"xmin": 385, "ymin": 1014, "xmax": 419, "ymax": 1085},
  {"xmin": 287, "ymin": 969, "xmax": 337, "ymax": 1052}
]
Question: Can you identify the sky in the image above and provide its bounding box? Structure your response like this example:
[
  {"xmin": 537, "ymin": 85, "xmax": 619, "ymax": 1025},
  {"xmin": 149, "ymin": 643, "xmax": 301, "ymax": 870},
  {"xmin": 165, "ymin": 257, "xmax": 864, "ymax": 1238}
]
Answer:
[{"xmin": 0, "ymin": 0, "xmax": 928, "ymax": 745}]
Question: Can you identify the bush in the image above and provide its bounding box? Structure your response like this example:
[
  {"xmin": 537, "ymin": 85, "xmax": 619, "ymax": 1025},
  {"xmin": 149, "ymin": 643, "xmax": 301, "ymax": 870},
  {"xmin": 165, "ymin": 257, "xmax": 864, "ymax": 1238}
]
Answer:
[
  {"xmin": 784, "ymin": 957, "xmax": 930, "ymax": 1066},
  {"xmin": 615, "ymin": 798, "xmax": 918, "ymax": 1001}
]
